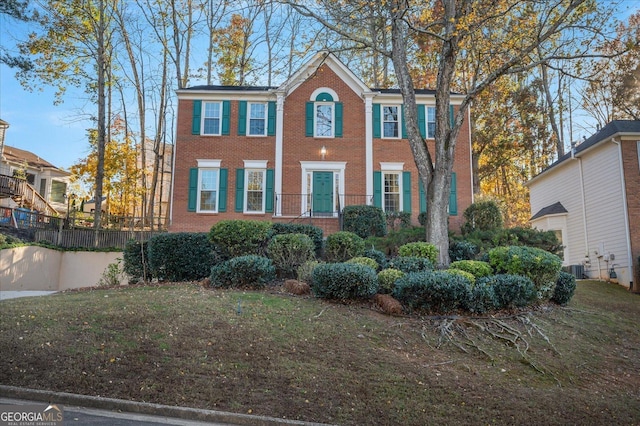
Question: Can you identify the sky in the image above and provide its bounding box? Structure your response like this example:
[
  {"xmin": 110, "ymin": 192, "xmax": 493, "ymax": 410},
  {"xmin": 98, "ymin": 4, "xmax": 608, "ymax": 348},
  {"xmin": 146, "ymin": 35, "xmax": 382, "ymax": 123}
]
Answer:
[{"xmin": 0, "ymin": 1, "xmax": 638, "ymax": 173}]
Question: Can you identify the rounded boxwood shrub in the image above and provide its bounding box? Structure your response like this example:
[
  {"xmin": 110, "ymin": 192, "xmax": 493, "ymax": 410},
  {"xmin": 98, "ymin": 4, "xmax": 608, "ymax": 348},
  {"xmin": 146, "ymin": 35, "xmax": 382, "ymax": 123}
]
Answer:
[
  {"xmin": 397, "ymin": 242, "xmax": 438, "ymax": 264},
  {"xmin": 324, "ymin": 231, "xmax": 365, "ymax": 263},
  {"xmin": 466, "ymin": 283, "xmax": 498, "ymax": 314},
  {"xmin": 393, "ymin": 271, "xmax": 471, "ymax": 313},
  {"xmin": 209, "ymin": 220, "xmax": 273, "ymax": 258},
  {"xmin": 297, "ymin": 260, "xmax": 321, "ymax": 284},
  {"xmin": 449, "ymin": 240, "xmax": 478, "ymax": 261},
  {"xmin": 267, "ymin": 233, "xmax": 316, "ymax": 278},
  {"xmin": 477, "ymin": 274, "xmax": 537, "ymax": 309},
  {"xmin": 209, "ymin": 255, "xmax": 276, "ymax": 289},
  {"xmin": 461, "ymin": 200, "xmax": 503, "ymax": 234},
  {"xmin": 488, "ymin": 246, "xmax": 562, "ymax": 300},
  {"xmin": 445, "ymin": 268, "xmax": 476, "ymax": 284},
  {"xmin": 450, "ymin": 260, "xmax": 493, "ymax": 279},
  {"xmin": 342, "ymin": 205, "xmax": 387, "ymax": 238},
  {"xmin": 346, "ymin": 256, "xmax": 379, "ymax": 271},
  {"xmin": 123, "ymin": 239, "xmax": 149, "ymax": 282},
  {"xmin": 363, "ymin": 248, "xmax": 388, "ymax": 270},
  {"xmin": 270, "ymin": 223, "xmax": 323, "ymax": 257},
  {"xmin": 377, "ymin": 268, "xmax": 405, "ymax": 294},
  {"xmin": 388, "ymin": 256, "xmax": 434, "ymax": 273},
  {"xmin": 148, "ymin": 232, "xmax": 219, "ymax": 282},
  {"xmin": 311, "ymin": 262, "xmax": 378, "ymax": 300},
  {"xmin": 551, "ymin": 271, "xmax": 577, "ymax": 305}
]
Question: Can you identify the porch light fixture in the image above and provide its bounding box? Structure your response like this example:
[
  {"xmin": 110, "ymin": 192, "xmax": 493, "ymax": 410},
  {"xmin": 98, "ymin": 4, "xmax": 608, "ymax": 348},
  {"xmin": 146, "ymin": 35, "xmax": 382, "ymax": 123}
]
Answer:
[{"xmin": 320, "ymin": 145, "xmax": 327, "ymax": 160}]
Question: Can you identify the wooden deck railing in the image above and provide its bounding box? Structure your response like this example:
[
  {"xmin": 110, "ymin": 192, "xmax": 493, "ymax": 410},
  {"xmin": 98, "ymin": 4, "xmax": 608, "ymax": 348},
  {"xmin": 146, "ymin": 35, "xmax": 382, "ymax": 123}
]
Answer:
[{"xmin": 0, "ymin": 174, "xmax": 59, "ymax": 216}]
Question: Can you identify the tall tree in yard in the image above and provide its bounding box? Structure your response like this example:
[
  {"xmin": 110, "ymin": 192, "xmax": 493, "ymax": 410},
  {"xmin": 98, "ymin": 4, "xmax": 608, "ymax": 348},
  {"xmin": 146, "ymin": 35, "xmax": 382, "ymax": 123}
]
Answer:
[
  {"xmin": 284, "ymin": 0, "xmax": 612, "ymax": 265},
  {"xmin": 17, "ymin": 0, "xmax": 113, "ymax": 229}
]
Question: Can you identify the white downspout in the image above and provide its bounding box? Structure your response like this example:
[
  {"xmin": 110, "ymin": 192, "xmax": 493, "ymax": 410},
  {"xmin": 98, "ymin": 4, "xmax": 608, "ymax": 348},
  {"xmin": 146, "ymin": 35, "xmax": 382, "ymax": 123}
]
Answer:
[
  {"xmin": 577, "ymin": 154, "xmax": 590, "ymax": 277},
  {"xmin": 274, "ymin": 91, "xmax": 285, "ymax": 216},
  {"xmin": 612, "ymin": 138, "xmax": 633, "ymax": 288},
  {"xmin": 364, "ymin": 94, "xmax": 374, "ymax": 203}
]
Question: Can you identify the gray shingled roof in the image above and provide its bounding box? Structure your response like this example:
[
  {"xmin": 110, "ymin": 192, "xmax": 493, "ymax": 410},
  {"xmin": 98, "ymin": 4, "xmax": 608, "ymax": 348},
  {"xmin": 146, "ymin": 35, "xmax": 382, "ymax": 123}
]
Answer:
[{"xmin": 530, "ymin": 201, "xmax": 568, "ymax": 221}]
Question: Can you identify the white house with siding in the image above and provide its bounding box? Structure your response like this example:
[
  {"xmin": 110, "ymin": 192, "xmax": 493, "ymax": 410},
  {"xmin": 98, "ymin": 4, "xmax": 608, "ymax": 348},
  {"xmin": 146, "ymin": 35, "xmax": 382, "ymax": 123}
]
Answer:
[{"xmin": 526, "ymin": 120, "xmax": 640, "ymax": 290}]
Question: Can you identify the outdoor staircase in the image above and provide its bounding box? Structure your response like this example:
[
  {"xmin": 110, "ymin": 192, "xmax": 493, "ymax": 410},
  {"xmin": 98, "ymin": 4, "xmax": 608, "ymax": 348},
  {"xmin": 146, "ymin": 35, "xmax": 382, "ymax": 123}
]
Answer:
[{"xmin": 0, "ymin": 174, "xmax": 59, "ymax": 216}]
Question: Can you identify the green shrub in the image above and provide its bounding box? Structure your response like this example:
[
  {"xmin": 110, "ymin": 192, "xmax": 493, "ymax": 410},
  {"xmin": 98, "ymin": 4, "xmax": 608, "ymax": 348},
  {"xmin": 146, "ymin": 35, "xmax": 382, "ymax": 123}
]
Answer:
[
  {"xmin": 297, "ymin": 260, "xmax": 321, "ymax": 284},
  {"xmin": 342, "ymin": 205, "xmax": 387, "ymax": 238},
  {"xmin": 393, "ymin": 271, "xmax": 471, "ymax": 313},
  {"xmin": 449, "ymin": 240, "xmax": 478, "ymax": 261},
  {"xmin": 386, "ymin": 211, "xmax": 412, "ymax": 231},
  {"xmin": 460, "ymin": 227, "xmax": 563, "ymax": 259},
  {"xmin": 466, "ymin": 283, "xmax": 498, "ymax": 314},
  {"xmin": 488, "ymin": 246, "xmax": 562, "ymax": 300},
  {"xmin": 267, "ymin": 233, "xmax": 316, "ymax": 278},
  {"xmin": 148, "ymin": 233, "xmax": 218, "ymax": 282},
  {"xmin": 377, "ymin": 268, "xmax": 405, "ymax": 294},
  {"xmin": 209, "ymin": 220, "xmax": 273, "ymax": 258},
  {"xmin": 270, "ymin": 223, "xmax": 323, "ymax": 257},
  {"xmin": 346, "ymin": 256, "xmax": 379, "ymax": 271},
  {"xmin": 461, "ymin": 200, "xmax": 503, "ymax": 234},
  {"xmin": 445, "ymin": 268, "xmax": 475, "ymax": 284},
  {"xmin": 324, "ymin": 231, "xmax": 365, "ymax": 262},
  {"xmin": 311, "ymin": 262, "xmax": 378, "ymax": 300},
  {"xmin": 477, "ymin": 274, "xmax": 537, "ymax": 309},
  {"xmin": 363, "ymin": 248, "xmax": 388, "ymax": 270},
  {"xmin": 123, "ymin": 239, "xmax": 149, "ymax": 282},
  {"xmin": 389, "ymin": 256, "xmax": 434, "ymax": 273},
  {"xmin": 398, "ymin": 242, "xmax": 438, "ymax": 264},
  {"xmin": 551, "ymin": 271, "xmax": 577, "ymax": 305},
  {"xmin": 450, "ymin": 260, "xmax": 493, "ymax": 279},
  {"xmin": 365, "ymin": 227, "xmax": 425, "ymax": 257},
  {"xmin": 210, "ymin": 255, "xmax": 275, "ymax": 289}
]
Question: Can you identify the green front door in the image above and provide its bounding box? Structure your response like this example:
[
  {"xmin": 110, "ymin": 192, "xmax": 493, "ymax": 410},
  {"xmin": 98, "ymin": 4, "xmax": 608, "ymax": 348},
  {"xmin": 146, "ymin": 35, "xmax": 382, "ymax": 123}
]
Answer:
[{"xmin": 312, "ymin": 171, "xmax": 333, "ymax": 216}]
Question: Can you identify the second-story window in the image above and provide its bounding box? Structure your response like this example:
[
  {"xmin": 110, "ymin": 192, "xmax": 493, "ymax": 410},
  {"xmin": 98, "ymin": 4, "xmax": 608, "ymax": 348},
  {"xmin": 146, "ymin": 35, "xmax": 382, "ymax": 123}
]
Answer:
[
  {"xmin": 249, "ymin": 103, "xmax": 267, "ymax": 136},
  {"xmin": 203, "ymin": 102, "xmax": 222, "ymax": 135},
  {"xmin": 315, "ymin": 103, "xmax": 334, "ymax": 137},
  {"xmin": 383, "ymin": 105, "xmax": 400, "ymax": 138},
  {"xmin": 426, "ymin": 106, "xmax": 436, "ymax": 139},
  {"xmin": 306, "ymin": 89, "xmax": 343, "ymax": 138}
]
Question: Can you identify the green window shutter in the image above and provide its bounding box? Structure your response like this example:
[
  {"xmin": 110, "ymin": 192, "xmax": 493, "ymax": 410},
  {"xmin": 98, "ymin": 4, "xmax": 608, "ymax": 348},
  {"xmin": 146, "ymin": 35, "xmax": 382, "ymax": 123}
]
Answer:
[
  {"xmin": 401, "ymin": 105, "xmax": 407, "ymax": 139},
  {"xmin": 267, "ymin": 101, "xmax": 276, "ymax": 136},
  {"xmin": 265, "ymin": 169, "xmax": 274, "ymax": 213},
  {"xmin": 237, "ymin": 101, "xmax": 247, "ymax": 135},
  {"xmin": 305, "ymin": 102, "xmax": 314, "ymax": 137},
  {"xmin": 235, "ymin": 168, "xmax": 244, "ymax": 212},
  {"xmin": 335, "ymin": 102, "xmax": 343, "ymax": 137},
  {"xmin": 449, "ymin": 172, "xmax": 457, "ymax": 216},
  {"xmin": 192, "ymin": 100, "xmax": 202, "ymax": 135},
  {"xmin": 402, "ymin": 171, "xmax": 412, "ymax": 212},
  {"xmin": 372, "ymin": 104, "xmax": 381, "ymax": 138},
  {"xmin": 449, "ymin": 105, "xmax": 454, "ymax": 127},
  {"xmin": 418, "ymin": 105, "xmax": 426, "ymax": 138},
  {"xmin": 219, "ymin": 168, "xmax": 228, "ymax": 212},
  {"xmin": 188, "ymin": 168, "xmax": 198, "ymax": 211},
  {"xmin": 419, "ymin": 179, "xmax": 427, "ymax": 213},
  {"xmin": 221, "ymin": 100, "xmax": 231, "ymax": 135},
  {"xmin": 373, "ymin": 171, "xmax": 382, "ymax": 208}
]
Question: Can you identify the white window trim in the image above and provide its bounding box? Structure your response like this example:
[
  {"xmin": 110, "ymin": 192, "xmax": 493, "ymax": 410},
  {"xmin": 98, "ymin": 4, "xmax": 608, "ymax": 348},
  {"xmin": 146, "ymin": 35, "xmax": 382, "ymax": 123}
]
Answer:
[
  {"xmin": 299, "ymin": 161, "xmax": 346, "ymax": 217},
  {"xmin": 247, "ymin": 102, "xmax": 268, "ymax": 136},
  {"xmin": 201, "ymin": 101, "xmax": 222, "ymax": 136},
  {"xmin": 197, "ymin": 159, "xmax": 222, "ymax": 168},
  {"xmin": 426, "ymin": 106, "xmax": 436, "ymax": 139},
  {"xmin": 197, "ymin": 168, "xmax": 220, "ymax": 213},
  {"xmin": 382, "ymin": 105, "xmax": 401, "ymax": 139},
  {"xmin": 244, "ymin": 169, "xmax": 266, "ymax": 214},
  {"xmin": 314, "ymin": 102, "xmax": 335, "ymax": 138},
  {"xmin": 381, "ymin": 170, "xmax": 403, "ymax": 213}
]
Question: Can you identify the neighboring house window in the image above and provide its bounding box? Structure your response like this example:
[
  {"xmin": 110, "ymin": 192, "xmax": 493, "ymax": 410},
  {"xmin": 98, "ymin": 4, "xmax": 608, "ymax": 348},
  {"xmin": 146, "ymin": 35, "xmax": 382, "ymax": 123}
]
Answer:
[
  {"xmin": 305, "ymin": 90, "xmax": 343, "ymax": 138},
  {"xmin": 383, "ymin": 105, "xmax": 400, "ymax": 138},
  {"xmin": 198, "ymin": 169, "xmax": 219, "ymax": 212},
  {"xmin": 249, "ymin": 103, "xmax": 267, "ymax": 136},
  {"xmin": 50, "ymin": 180, "xmax": 67, "ymax": 204},
  {"xmin": 203, "ymin": 102, "xmax": 222, "ymax": 135},
  {"xmin": 383, "ymin": 172, "xmax": 401, "ymax": 212},
  {"xmin": 426, "ymin": 106, "xmax": 436, "ymax": 139},
  {"xmin": 187, "ymin": 160, "xmax": 228, "ymax": 213}
]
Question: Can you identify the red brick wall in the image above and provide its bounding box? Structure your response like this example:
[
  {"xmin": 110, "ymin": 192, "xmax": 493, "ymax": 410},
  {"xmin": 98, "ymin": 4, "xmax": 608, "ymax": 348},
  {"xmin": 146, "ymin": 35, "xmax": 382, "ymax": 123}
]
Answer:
[
  {"xmin": 622, "ymin": 139, "xmax": 640, "ymax": 291},
  {"xmin": 170, "ymin": 63, "xmax": 473, "ymax": 236}
]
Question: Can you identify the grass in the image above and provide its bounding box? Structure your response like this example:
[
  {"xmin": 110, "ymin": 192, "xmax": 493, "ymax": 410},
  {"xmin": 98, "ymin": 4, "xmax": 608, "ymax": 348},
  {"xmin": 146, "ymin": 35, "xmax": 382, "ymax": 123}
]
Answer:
[{"xmin": 0, "ymin": 280, "xmax": 639, "ymax": 425}]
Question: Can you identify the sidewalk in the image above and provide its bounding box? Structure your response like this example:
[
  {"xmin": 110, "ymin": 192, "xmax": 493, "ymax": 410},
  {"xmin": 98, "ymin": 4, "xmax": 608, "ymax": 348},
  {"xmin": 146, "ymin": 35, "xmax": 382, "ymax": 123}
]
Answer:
[
  {"xmin": 0, "ymin": 386, "xmax": 332, "ymax": 426},
  {"xmin": 0, "ymin": 291, "xmax": 57, "ymax": 301}
]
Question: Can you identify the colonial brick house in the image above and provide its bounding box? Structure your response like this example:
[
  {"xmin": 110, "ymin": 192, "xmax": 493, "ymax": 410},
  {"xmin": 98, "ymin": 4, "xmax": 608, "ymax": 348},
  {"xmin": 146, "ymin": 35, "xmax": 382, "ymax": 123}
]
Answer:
[
  {"xmin": 527, "ymin": 120, "xmax": 640, "ymax": 290},
  {"xmin": 169, "ymin": 52, "xmax": 473, "ymax": 236}
]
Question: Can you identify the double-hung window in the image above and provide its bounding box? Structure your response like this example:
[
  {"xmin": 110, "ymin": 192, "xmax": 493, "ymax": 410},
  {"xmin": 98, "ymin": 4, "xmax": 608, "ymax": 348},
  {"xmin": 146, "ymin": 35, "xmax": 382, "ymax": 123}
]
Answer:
[
  {"xmin": 306, "ymin": 90, "xmax": 343, "ymax": 138},
  {"xmin": 383, "ymin": 172, "xmax": 401, "ymax": 212},
  {"xmin": 198, "ymin": 168, "xmax": 219, "ymax": 212},
  {"xmin": 248, "ymin": 103, "xmax": 267, "ymax": 136},
  {"xmin": 426, "ymin": 106, "xmax": 436, "ymax": 139},
  {"xmin": 245, "ymin": 169, "xmax": 265, "ymax": 213},
  {"xmin": 382, "ymin": 106, "xmax": 400, "ymax": 138},
  {"xmin": 203, "ymin": 102, "xmax": 222, "ymax": 135},
  {"xmin": 315, "ymin": 103, "xmax": 334, "ymax": 137}
]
